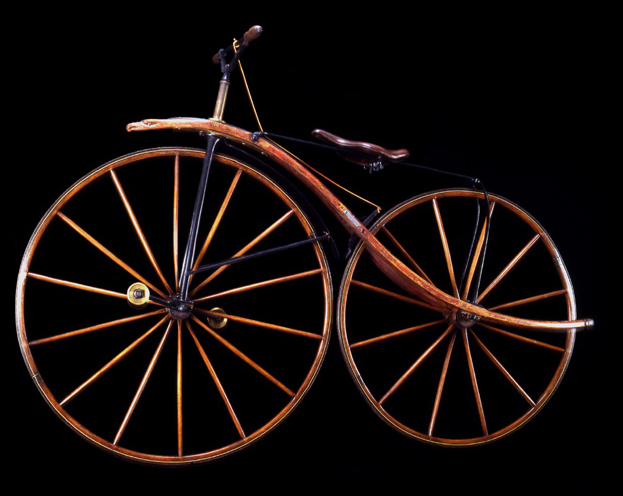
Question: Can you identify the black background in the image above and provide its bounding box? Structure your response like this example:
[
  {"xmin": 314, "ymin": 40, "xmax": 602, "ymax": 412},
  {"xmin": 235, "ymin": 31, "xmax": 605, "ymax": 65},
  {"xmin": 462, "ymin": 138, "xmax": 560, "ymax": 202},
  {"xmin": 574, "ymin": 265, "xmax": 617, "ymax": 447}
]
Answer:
[{"xmin": 8, "ymin": 2, "xmax": 614, "ymax": 493}]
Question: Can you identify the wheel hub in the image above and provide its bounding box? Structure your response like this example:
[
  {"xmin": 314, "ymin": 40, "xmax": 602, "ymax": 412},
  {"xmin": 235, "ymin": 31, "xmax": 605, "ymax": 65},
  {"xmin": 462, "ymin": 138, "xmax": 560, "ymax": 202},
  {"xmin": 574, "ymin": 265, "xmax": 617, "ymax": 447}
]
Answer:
[
  {"xmin": 167, "ymin": 296, "xmax": 194, "ymax": 320},
  {"xmin": 454, "ymin": 309, "xmax": 480, "ymax": 328}
]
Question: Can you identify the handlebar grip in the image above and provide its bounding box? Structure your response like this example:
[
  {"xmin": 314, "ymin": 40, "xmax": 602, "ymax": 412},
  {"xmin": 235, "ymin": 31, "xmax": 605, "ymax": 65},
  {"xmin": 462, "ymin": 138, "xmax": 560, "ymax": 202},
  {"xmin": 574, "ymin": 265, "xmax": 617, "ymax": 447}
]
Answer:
[
  {"xmin": 243, "ymin": 25, "xmax": 263, "ymax": 43},
  {"xmin": 212, "ymin": 25, "xmax": 263, "ymax": 64}
]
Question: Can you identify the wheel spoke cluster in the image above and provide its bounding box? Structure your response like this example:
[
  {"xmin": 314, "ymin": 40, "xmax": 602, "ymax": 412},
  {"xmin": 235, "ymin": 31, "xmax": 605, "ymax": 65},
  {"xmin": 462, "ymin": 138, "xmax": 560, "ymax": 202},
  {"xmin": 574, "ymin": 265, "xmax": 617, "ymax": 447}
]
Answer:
[
  {"xmin": 338, "ymin": 189, "xmax": 575, "ymax": 446},
  {"xmin": 16, "ymin": 148, "xmax": 331, "ymax": 464}
]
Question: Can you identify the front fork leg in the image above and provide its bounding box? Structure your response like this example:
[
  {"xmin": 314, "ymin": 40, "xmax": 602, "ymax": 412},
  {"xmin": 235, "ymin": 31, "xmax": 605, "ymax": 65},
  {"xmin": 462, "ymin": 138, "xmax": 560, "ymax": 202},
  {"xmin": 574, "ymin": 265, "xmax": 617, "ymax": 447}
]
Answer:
[{"xmin": 178, "ymin": 134, "xmax": 220, "ymax": 300}]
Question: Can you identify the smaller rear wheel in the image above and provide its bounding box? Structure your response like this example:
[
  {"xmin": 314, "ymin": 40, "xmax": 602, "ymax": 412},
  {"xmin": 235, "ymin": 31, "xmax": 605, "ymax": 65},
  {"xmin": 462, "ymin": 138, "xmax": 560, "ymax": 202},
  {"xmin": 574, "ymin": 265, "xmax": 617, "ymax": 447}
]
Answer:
[{"xmin": 337, "ymin": 189, "xmax": 576, "ymax": 446}]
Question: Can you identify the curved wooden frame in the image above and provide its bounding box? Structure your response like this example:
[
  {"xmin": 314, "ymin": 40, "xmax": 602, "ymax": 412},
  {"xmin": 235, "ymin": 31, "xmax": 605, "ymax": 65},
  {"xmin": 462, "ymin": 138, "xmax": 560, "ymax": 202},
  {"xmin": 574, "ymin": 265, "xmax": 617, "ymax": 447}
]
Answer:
[{"xmin": 127, "ymin": 118, "xmax": 593, "ymax": 333}]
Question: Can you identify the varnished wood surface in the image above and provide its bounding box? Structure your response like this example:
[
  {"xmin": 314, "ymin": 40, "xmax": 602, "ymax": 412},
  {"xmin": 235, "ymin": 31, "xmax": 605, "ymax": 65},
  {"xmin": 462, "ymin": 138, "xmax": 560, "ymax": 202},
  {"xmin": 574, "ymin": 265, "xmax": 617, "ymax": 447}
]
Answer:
[{"xmin": 127, "ymin": 117, "xmax": 593, "ymax": 332}]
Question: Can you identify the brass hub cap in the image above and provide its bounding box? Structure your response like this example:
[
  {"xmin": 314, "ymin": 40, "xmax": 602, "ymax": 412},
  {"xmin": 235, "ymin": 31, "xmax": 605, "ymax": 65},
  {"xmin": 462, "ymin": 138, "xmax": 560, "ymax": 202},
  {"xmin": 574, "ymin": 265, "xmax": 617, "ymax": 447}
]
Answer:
[
  {"xmin": 207, "ymin": 307, "xmax": 228, "ymax": 329},
  {"xmin": 127, "ymin": 282, "xmax": 150, "ymax": 309}
]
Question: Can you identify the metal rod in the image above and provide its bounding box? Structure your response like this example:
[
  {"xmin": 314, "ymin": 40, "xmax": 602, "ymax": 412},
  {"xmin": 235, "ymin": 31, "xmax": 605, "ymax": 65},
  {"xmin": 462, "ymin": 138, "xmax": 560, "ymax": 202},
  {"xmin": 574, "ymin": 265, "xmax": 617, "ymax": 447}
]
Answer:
[
  {"xmin": 178, "ymin": 135, "xmax": 220, "ymax": 299},
  {"xmin": 190, "ymin": 233, "xmax": 330, "ymax": 275}
]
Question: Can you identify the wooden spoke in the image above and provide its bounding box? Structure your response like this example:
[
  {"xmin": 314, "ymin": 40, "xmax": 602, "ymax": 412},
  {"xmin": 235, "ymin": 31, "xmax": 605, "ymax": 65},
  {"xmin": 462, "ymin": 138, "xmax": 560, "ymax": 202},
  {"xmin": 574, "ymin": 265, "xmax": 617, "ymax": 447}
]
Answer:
[
  {"xmin": 27, "ymin": 272, "xmax": 128, "ymax": 300},
  {"xmin": 110, "ymin": 169, "xmax": 173, "ymax": 295},
  {"xmin": 487, "ymin": 289, "xmax": 568, "ymax": 312},
  {"xmin": 432, "ymin": 198, "xmax": 459, "ymax": 298},
  {"xmin": 173, "ymin": 154, "xmax": 180, "ymax": 291},
  {"xmin": 198, "ymin": 308, "xmax": 323, "ymax": 340},
  {"xmin": 29, "ymin": 309, "xmax": 167, "ymax": 346},
  {"xmin": 194, "ymin": 268, "xmax": 322, "ymax": 303},
  {"xmin": 381, "ymin": 226, "xmax": 433, "ymax": 284},
  {"xmin": 59, "ymin": 316, "xmax": 170, "ymax": 406},
  {"xmin": 191, "ymin": 168, "xmax": 243, "ymax": 275},
  {"xmin": 477, "ymin": 323, "xmax": 567, "ymax": 352},
  {"xmin": 55, "ymin": 212, "xmax": 167, "ymax": 299},
  {"xmin": 176, "ymin": 320, "xmax": 183, "ymax": 457},
  {"xmin": 429, "ymin": 331, "xmax": 457, "ymax": 436},
  {"xmin": 350, "ymin": 280, "xmax": 443, "ymax": 312},
  {"xmin": 476, "ymin": 234, "xmax": 541, "ymax": 304},
  {"xmin": 379, "ymin": 324, "xmax": 455, "ymax": 405},
  {"xmin": 470, "ymin": 330, "xmax": 535, "ymax": 406},
  {"xmin": 350, "ymin": 318, "xmax": 447, "ymax": 349},
  {"xmin": 186, "ymin": 321, "xmax": 246, "ymax": 439},
  {"xmin": 114, "ymin": 320, "xmax": 174, "ymax": 445},
  {"xmin": 462, "ymin": 328, "xmax": 488, "ymax": 436},
  {"xmin": 192, "ymin": 316, "xmax": 295, "ymax": 397},
  {"xmin": 461, "ymin": 202, "xmax": 495, "ymax": 300},
  {"xmin": 191, "ymin": 209, "xmax": 295, "ymax": 296}
]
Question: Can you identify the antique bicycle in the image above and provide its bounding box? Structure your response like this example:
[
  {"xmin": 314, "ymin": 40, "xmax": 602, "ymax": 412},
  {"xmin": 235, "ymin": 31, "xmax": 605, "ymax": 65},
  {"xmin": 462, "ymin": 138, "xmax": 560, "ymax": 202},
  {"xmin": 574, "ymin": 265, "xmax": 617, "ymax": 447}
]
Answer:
[{"xmin": 16, "ymin": 26, "xmax": 593, "ymax": 465}]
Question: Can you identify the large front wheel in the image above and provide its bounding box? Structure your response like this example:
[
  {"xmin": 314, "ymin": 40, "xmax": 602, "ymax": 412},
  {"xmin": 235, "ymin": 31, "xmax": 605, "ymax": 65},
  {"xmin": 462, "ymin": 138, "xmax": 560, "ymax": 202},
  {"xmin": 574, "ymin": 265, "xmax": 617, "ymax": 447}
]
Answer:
[
  {"xmin": 16, "ymin": 147, "xmax": 332, "ymax": 464},
  {"xmin": 337, "ymin": 189, "xmax": 576, "ymax": 446}
]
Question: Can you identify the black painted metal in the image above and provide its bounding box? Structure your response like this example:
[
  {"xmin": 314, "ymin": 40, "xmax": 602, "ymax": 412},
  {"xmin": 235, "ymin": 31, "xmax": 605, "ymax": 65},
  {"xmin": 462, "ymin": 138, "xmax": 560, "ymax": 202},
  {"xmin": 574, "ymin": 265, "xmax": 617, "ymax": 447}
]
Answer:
[
  {"xmin": 190, "ymin": 233, "xmax": 331, "ymax": 275},
  {"xmin": 178, "ymin": 135, "xmax": 220, "ymax": 300}
]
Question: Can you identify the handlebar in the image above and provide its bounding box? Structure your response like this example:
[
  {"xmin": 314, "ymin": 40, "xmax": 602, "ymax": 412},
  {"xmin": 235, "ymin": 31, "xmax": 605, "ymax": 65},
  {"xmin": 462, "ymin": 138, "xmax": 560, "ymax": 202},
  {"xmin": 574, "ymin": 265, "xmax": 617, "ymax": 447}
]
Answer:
[
  {"xmin": 212, "ymin": 25, "xmax": 263, "ymax": 65},
  {"xmin": 243, "ymin": 25, "xmax": 264, "ymax": 43}
]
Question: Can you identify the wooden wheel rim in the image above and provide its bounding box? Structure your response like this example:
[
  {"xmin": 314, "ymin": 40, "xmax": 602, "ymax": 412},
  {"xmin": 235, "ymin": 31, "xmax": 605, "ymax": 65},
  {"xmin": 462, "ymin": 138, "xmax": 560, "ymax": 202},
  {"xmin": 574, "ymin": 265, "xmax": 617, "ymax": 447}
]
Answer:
[{"xmin": 16, "ymin": 147, "xmax": 332, "ymax": 464}]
